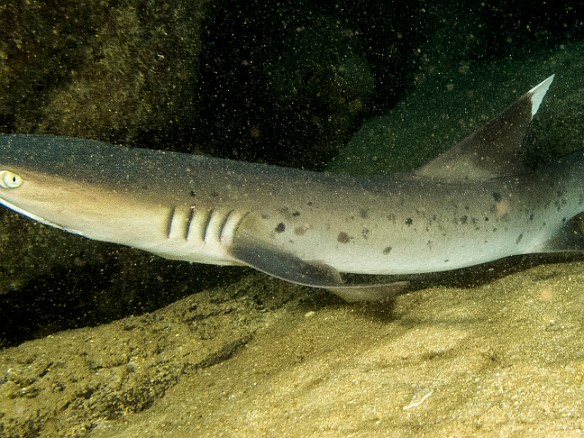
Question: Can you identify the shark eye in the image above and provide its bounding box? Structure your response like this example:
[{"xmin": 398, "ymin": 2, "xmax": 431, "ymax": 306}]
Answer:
[{"xmin": 0, "ymin": 170, "xmax": 23, "ymax": 189}]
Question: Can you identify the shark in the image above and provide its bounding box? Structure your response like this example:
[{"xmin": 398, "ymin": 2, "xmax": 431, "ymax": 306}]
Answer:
[{"xmin": 0, "ymin": 75, "xmax": 581, "ymax": 301}]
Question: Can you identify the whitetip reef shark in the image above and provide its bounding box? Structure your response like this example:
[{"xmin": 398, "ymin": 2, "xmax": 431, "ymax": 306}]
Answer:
[{"xmin": 0, "ymin": 75, "xmax": 580, "ymax": 301}]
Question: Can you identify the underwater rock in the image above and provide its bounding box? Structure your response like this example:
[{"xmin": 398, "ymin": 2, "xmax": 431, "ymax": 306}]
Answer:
[{"xmin": 0, "ymin": 0, "xmax": 205, "ymax": 148}]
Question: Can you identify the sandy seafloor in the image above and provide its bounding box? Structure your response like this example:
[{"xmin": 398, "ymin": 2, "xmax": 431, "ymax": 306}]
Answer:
[
  {"xmin": 2, "ymin": 10, "xmax": 584, "ymax": 438},
  {"xmin": 94, "ymin": 263, "xmax": 584, "ymax": 437},
  {"xmin": 3, "ymin": 261, "xmax": 584, "ymax": 437}
]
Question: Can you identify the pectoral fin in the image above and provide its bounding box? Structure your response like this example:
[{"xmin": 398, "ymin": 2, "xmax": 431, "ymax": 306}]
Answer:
[
  {"xmin": 230, "ymin": 240, "xmax": 409, "ymax": 302},
  {"xmin": 231, "ymin": 240, "xmax": 344, "ymax": 286}
]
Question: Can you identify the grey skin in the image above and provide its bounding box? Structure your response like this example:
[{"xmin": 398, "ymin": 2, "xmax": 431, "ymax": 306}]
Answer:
[{"xmin": 0, "ymin": 75, "xmax": 579, "ymax": 301}]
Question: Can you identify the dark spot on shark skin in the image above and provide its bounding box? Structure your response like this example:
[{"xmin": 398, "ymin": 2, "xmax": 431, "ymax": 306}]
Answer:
[
  {"xmin": 516, "ymin": 233, "xmax": 523, "ymax": 244},
  {"xmin": 275, "ymin": 222, "xmax": 286, "ymax": 233},
  {"xmin": 261, "ymin": 214, "xmax": 269, "ymax": 220},
  {"xmin": 278, "ymin": 208, "xmax": 301, "ymax": 220},
  {"xmin": 337, "ymin": 232, "xmax": 350, "ymax": 243},
  {"xmin": 360, "ymin": 209, "xmax": 369, "ymax": 219},
  {"xmin": 529, "ymin": 213, "xmax": 534, "ymax": 221},
  {"xmin": 362, "ymin": 228, "xmax": 369, "ymax": 239},
  {"xmin": 460, "ymin": 215, "xmax": 468, "ymax": 225},
  {"xmin": 405, "ymin": 217, "xmax": 413, "ymax": 226},
  {"xmin": 307, "ymin": 201, "xmax": 313, "ymax": 206},
  {"xmin": 383, "ymin": 246, "xmax": 392, "ymax": 255},
  {"xmin": 190, "ymin": 190, "xmax": 196, "ymax": 197},
  {"xmin": 492, "ymin": 192, "xmax": 502, "ymax": 203}
]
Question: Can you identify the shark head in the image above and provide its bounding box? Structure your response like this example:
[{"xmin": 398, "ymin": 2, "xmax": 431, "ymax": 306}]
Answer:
[{"xmin": 0, "ymin": 135, "xmax": 155, "ymax": 240}]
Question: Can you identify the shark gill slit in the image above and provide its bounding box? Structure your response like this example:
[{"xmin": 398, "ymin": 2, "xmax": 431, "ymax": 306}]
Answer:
[
  {"xmin": 223, "ymin": 210, "xmax": 250, "ymax": 245},
  {"xmin": 184, "ymin": 206, "xmax": 195, "ymax": 240},
  {"xmin": 202, "ymin": 209, "xmax": 214, "ymax": 243},
  {"xmin": 216, "ymin": 209, "xmax": 235, "ymax": 243},
  {"xmin": 221, "ymin": 210, "xmax": 249, "ymax": 244},
  {"xmin": 165, "ymin": 206, "xmax": 176, "ymax": 239}
]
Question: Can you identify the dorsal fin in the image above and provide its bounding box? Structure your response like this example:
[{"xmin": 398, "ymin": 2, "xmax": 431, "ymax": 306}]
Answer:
[{"xmin": 414, "ymin": 75, "xmax": 554, "ymax": 181}]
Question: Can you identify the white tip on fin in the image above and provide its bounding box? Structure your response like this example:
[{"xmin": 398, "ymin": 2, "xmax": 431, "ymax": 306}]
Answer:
[
  {"xmin": 414, "ymin": 74, "xmax": 555, "ymax": 181},
  {"xmin": 529, "ymin": 74, "xmax": 555, "ymax": 117}
]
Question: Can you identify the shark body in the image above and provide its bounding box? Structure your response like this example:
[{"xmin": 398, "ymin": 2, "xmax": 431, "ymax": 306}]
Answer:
[{"xmin": 0, "ymin": 75, "xmax": 581, "ymax": 301}]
